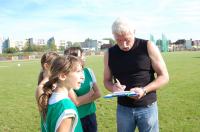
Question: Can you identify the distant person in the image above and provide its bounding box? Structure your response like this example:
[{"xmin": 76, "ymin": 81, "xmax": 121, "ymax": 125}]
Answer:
[
  {"xmin": 64, "ymin": 47, "xmax": 101, "ymax": 132},
  {"xmin": 38, "ymin": 56, "xmax": 84, "ymax": 132},
  {"xmin": 103, "ymin": 17, "xmax": 169, "ymax": 132},
  {"xmin": 35, "ymin": 52, "xmax": 59, "ymax": 112}
]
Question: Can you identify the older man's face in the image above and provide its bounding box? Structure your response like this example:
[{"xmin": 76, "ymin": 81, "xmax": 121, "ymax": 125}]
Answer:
[{"xmin": 114, "ymin": 32, "xmax": 135, "ymax": 51}]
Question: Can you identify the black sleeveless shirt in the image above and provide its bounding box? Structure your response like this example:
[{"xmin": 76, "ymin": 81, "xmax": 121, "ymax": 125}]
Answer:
[{"xmin": 108, "ymin": 38, "xmax": 157, "ymax": 107}]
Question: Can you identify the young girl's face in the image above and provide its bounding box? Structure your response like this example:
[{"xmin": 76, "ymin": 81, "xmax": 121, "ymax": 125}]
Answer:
[{"xmin": 65, "ymin": 63, "xmax": 84, "ymax": 89}]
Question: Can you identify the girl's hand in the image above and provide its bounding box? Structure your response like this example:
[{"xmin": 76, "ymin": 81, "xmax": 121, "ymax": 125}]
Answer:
[{"xmin": 89, "ymin": 88, "xmax": 94, "ymax": 97}]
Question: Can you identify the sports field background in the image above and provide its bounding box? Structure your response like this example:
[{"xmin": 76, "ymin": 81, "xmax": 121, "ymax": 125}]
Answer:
[{"xmin": 0, "ymin": 51, "xmax": 200, "ymax": 131}]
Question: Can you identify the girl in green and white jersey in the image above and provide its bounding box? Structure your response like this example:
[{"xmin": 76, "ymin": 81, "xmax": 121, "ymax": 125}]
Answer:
[
  {"xmin": 38, "ymin": 56, "xmax": 84, "ymax": 132},
  {"xmin": 64, "ymin": 47, "xmax": 101, "ymax": 132}
]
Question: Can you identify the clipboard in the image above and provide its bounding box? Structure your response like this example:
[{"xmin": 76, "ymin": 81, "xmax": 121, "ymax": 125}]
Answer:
[{"xmin": 104, "ymin": 91, "xmax": 138, "ymax": 98}]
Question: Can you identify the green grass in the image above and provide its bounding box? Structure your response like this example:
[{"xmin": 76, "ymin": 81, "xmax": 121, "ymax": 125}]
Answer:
[{"xmin": 0, "ymin": 51, "xmax": 200, "ymax": 132}]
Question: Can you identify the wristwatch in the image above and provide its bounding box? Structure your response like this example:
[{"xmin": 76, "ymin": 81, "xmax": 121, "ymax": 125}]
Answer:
[{"xmin": 141, "ymin": 87, "xmax": 147, "ymax": 96}]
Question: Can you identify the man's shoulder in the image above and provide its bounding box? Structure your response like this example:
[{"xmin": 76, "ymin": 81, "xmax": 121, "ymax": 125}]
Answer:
[
  {"xmin": 136, "ymin": 37, "xmax": 148, "ymax": 42},
  {"xmin": 109, "ymin": 44, "xmax": 118, "ymax": 51}
]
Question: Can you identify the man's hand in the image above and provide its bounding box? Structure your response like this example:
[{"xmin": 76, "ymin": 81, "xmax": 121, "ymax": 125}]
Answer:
[
  {"xmin": 129, "ymin": 87, "xmax": 145, "ymax": 100},
  {"xmin": 112, "ymin": 78, "xmax": 126, "ymax": 92}
]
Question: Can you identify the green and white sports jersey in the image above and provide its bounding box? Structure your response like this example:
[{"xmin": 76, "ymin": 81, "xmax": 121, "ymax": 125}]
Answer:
[
  {"xmin": 74, "ymin": 68, "xmax": 97, "ymax": 118},
  {"xmin": 41, "ymin": 92, "xmax": 83, "ymax": 132}
]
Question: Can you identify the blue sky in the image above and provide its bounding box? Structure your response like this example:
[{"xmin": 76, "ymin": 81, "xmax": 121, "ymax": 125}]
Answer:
[{"xmin": 0, "ymin": 0, "xmax": 199, "ymax": 42}]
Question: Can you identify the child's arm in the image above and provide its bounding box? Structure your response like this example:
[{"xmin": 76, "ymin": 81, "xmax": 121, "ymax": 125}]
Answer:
[
  {"xmin": 91, "ymin": 82, "xmax": 101, "ymax": 100},
  {"xmin": 69, "ymin": 68, "xmax": 101, "ymax": 106},
  {"xmin": 87, "ymin": 68, "xmax": 101, "ymax": 100},
  {"xmin": 57, "ymin": 117, "xmax": 72, "ymax": 132},
  {"xmin": 68, "ymin": 89, "xmax": 94, "ymax": 106},
  {"xmin": 68, "ymin": 82, "xmax": 101, "ymax": 107}
]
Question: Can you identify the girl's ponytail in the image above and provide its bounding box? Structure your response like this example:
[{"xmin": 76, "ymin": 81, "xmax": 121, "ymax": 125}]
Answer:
[{"xmin": 38, "ymin": 77, "xmax": 58, "ymax": 120}]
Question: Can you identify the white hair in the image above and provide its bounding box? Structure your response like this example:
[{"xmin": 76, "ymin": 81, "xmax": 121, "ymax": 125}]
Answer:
[{"xmin": 112, "ymin": 17, "xmax": 135, "ymax": 35}]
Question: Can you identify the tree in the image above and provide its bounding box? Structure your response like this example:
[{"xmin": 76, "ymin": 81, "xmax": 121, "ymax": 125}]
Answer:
[
  {"xmin": 67, "ymin": 41, "xmax": 73, "ymax": 48},
  {"xmin": 72, "ymin": 42, "xmax": 81, "ymax": 47},
  {"xmin": 59, "ymin": 46, "xmax": 65, "ymax": 51},
  {"xmin": 15, "ymin": 47, "xmax": 20, "ymax": 52},
  {"xmin": 103, "ymin": 38, "xmax": 116, "ymax": 45},
  {"xmin": 175, "ymin": 39, "xmax": 186, "ymax": 45},
  {"xmin": 4, "ymin": 47, "xmax": 18, "ymax": 53},
  {"xmin": 33, "ymin": 45, "xmax": 47, "ymax": 52}
]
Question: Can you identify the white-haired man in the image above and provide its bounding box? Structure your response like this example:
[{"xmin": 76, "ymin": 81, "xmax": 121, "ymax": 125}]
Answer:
[{"xmin": 103, "ymin": 17, "xmax": 169, "ymax": 132}]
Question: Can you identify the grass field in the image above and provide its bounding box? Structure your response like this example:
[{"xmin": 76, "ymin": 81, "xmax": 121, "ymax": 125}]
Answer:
[{"xmin": 0, "ymin": 51, "xmax": 200, "ymax": 132}]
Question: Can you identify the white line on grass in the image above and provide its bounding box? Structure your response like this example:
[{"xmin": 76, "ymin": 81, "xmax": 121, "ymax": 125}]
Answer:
[{"xmin": 0, "ymin": 66, "xmax": 9, "ymax": 68}]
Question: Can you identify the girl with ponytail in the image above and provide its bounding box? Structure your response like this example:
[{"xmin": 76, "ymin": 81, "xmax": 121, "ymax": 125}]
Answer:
[
  {"xmin": 35, "ymin": 52, "xmax": 59, "ymax": 112},
  {"xmin": 38, "ymin": 56, "xmax": 84, "ymax": 132}
]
